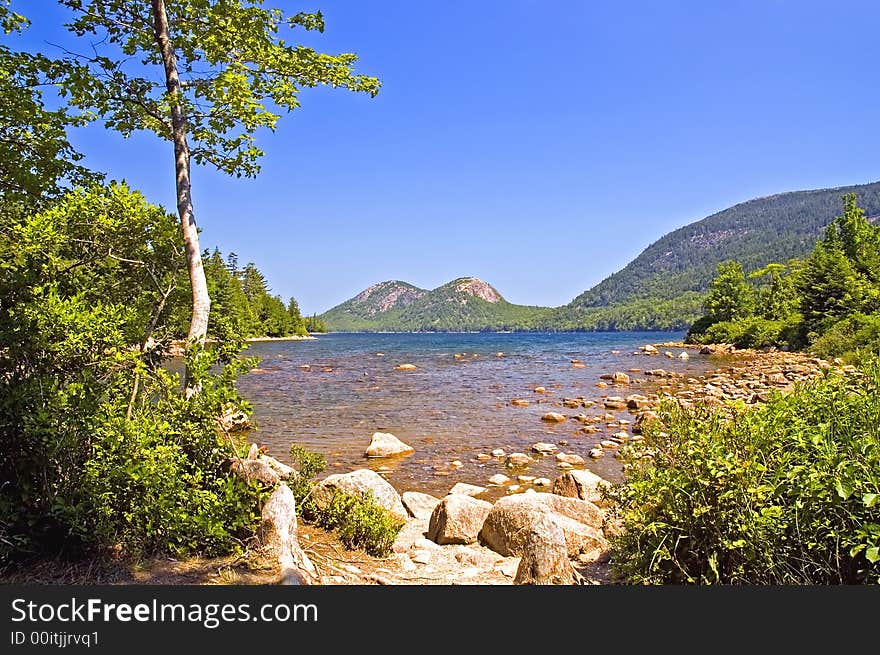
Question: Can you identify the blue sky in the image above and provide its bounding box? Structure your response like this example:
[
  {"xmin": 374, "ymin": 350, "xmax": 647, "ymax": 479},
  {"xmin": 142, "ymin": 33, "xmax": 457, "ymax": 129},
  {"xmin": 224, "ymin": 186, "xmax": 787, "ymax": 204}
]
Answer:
[{"xmin": 15, "ymin": 1, "xmax": 880, "ymax": 314}]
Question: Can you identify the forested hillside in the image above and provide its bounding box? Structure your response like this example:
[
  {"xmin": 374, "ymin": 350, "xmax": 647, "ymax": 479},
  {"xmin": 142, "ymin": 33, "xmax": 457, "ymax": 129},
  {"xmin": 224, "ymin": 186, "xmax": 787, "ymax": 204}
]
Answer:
[
  {"xmin": 567, "ymin": 181, "xmax": 880, "ymax": 309},
  {"xmin": 320, "ymin": 277, "xmax": 551, "ymax": 331}
]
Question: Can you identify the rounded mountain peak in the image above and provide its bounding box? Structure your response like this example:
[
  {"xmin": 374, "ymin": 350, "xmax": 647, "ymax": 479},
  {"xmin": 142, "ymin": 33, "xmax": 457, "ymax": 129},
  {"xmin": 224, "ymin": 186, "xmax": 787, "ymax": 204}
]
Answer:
[{"xmin": 445, "ymin": 277, "xmax": 502, "ymax": 303}]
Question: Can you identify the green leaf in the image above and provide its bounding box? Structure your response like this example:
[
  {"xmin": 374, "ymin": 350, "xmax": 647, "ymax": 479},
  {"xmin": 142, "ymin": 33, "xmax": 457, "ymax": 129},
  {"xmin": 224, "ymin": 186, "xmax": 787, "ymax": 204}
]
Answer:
[
  {"xmin": 835, "ymin": 479, "xmax": 853, "ymax": 500},
  {"xmin": 866, "ymin": 547, "xmax": 880, "ymax": 564},
  {"xmin": 863, "ymin": 493, "xmax": 879, "ymax": 508}
]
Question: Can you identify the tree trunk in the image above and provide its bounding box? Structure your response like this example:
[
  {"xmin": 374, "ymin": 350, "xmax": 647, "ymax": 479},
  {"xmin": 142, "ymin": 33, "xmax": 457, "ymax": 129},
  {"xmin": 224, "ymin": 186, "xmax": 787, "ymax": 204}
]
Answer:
[{"xmin": 150, "ymin": 0, "xmax": 211, "ymax": 362}]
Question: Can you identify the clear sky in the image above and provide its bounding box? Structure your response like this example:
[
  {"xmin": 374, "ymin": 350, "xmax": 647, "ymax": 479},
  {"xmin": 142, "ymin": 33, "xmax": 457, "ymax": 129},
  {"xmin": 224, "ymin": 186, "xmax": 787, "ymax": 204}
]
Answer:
[{"xmin": 15, "ymin": 1, "xmax": 880, "ymax": 314}]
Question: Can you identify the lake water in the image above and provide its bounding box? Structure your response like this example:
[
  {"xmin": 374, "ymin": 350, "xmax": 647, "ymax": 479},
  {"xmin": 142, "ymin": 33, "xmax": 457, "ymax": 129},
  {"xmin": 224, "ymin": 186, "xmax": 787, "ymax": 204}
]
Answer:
[{"xmin": 236, "ymin": 332, "xmax": 712, "ymax": 498}]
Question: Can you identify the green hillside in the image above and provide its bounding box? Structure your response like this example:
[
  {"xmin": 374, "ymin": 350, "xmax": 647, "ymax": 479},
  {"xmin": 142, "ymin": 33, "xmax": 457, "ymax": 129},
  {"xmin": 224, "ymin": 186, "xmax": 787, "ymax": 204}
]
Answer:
[
  {"xmin": 554, "ymin": 181, "xmax": 880, "ymax": 329},
  {"xmin": 320, "ymin": 277, "xmax": 551, "ymax": 331},
  {"xmin": 321, "ymin": 181, "xmax": 880, "ymax": 332}
]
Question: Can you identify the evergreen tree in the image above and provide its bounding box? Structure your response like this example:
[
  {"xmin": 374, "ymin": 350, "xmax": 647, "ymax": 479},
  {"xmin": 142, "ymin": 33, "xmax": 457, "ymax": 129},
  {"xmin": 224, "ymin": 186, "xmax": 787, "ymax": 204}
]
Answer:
[{"xmin": 705, "ymin": 261, "xmax": 756, "ymax": 322}]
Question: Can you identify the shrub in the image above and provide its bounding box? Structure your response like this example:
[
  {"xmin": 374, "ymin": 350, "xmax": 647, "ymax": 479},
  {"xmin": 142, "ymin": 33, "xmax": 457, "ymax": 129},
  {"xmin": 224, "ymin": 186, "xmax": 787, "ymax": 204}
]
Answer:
[
  {"xmin": 690, "ymin": 317, "xmax": 790, "ymax": 349},
  {"xmin": 607, "ymin": 366, "xmax": 880, "ymax": 584},
  {"xmin": 288, "ymin": 443, "xmax": 327, "ymax": 507},
  {"xmin": 313, "ymin": 491, "xmax": 404, "ymax": 557},
  {"xmin": 288, "ymin": 443, "xmax": 403, "ymax": 557},
  {"xmin": 811, "ymin": 313, "xmax": 880, "ymax": 363},
  {"xmin": 0, "ymin": 185, "xmax": 264, "ymax": 563}
]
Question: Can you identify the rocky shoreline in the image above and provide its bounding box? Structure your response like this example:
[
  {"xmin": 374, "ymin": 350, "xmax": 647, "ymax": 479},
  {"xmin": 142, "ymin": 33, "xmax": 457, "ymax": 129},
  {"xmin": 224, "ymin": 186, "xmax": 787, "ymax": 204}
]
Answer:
[{"xmin": 244, "ymin": 343, "xmax": 851, "ymax": 586}]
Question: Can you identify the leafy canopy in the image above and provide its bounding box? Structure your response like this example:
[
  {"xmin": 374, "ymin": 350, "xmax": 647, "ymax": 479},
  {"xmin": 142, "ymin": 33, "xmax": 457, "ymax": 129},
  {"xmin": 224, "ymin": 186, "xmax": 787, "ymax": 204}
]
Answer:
[
  {"xmin": 57, "ymin": 0, "xmax": 380, "ymax": 177},
  {"xmin": 0, "ymin": 1, "xmax": 95, "ymax": 206}
]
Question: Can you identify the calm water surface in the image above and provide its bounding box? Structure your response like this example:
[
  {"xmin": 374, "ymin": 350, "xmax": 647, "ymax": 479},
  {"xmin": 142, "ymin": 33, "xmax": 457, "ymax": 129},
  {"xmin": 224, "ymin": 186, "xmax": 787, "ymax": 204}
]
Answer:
[{"xmin": 236, "ymin": 332, "xmax": 713, "ymax": 497}]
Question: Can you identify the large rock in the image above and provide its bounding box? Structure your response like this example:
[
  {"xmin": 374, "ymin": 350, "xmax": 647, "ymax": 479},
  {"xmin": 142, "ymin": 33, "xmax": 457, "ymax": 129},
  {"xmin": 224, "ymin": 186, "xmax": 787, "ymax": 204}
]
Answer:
[
  {"xmin": 260, "ymin": 454, "xmax": 296, "ymax": 480},
  {"xmin": 479, "ymin": 493, "xmax": 606, "ymax": 557},
  {"xmin": 514, "ymin": 514, "xmax": 577, "ymax": 585},
  {"xmin": 312, "ymin": 469, "xmax": 407, "ymax": 520},
  {"xmin": 541, "ymin": 412, "xmax": 566, "ymax": 423},
  {"xmin": 259, "ymin": 484, "xmax": 318, "ymax": 585},
  {"xmin": 552, "ymin": 469, "xmax": 611, "ymax": 505},
  {"xmin": 365, "ymin": 432, "xmax": 415, "ymax": 458},
  {"xmin": 427, "ymin": 494, "xmax": 493, "ymax": 545},
  {"xmin": 611, "ymin": 372, "xmax": 630, "ymax": 385},
  {"xmin": 401, "ymin": 491, "xmax": 440, "ymax": 520},
  {"xmin": 531, "ymin": 441, "xmax": 558, "ymax": 454}
]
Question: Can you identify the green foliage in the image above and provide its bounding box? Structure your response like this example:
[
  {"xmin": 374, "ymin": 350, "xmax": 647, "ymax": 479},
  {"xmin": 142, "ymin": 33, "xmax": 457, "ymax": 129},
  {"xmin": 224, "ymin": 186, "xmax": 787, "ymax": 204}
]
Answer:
[
  {"xmin": 304, "ymin": 314, "xmax": 328, "ymax": 333},
  {"xmin": 797, "ymin": 195, "xmax": 880, "ymax": 338},
  {"xmin": 705, "ymin": 261, "xmax": 756, "ymax": 322},
  {"xmin": 0, "ymin": 3, "xmax": 95, "ymax": 207},
  {"xmin": 608, "ymin": 367, "xmax": 880, "ymax": 584},
  {"xmin": 0, "ymin": 185, "xmax": 262, "ymax": 562},
  {"xmin": 173, "ymin": 248, "xmax": 309, "ymax": 340},
  {"xmin": 568, "ymin": 181, "xmax": 880, "ymax": 312},
  {"xmin": 287, "ymin": 443, "xmax": 326, "ymax": 508},
  {"xmin": 55, "ymin": 0, "xmax": 380, "ymax": 179},
  {"xmin": 287, "ymin": 443, "xmax": 402, "ymax": 556},
  {"xmin": 690, "ymin": 317, "xmax": 792, "ymax": 349},
  {"xmin": 688, "ymin": 195, "xmax": 880, "ymax": 353},
  {"xmin": 811, "ymin": 313, "xmax": 880, "ymax": 364},
  {"xmin": 312, "ymin": 491, "xmax": 404, "ymax": 557}
]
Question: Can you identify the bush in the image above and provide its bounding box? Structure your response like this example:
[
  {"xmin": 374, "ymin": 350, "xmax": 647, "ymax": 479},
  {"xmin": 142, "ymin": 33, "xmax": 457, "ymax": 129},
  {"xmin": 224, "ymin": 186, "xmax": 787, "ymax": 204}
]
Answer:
[
  {"xmin": 313, "ymin": 491, "xmax": 404, "ymax": 557},
  {"xmin": 690, "ymin": 317, "xmax": 791, "ymax": 349},
  {"xmin": 288, "ymin": 443, "xmax": 327, "ymax": 507},
  {"xmin": 288, "ymin": 443, "xmax": 403, "ymax": 556},
  {"xmin": 0, "ymin": 185, "xmax": 264, "ymax": 562},
  {"xmin": 811, "ymin": 313, "xmax": 880, "ymax": 363},
  {"xmin": 607, "ymin": 366, "xmax": 880, "ymax": 584}
]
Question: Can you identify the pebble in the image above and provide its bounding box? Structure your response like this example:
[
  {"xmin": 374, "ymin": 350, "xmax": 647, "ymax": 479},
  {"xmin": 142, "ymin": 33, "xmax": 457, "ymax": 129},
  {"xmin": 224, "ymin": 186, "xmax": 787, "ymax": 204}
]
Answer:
[
  {"xmin": 488, "ymin": 474, "xmax": 511, "ymax": 485},
  {"xmin": 533, "ymin": 477, "xmax": 551, "ymax": 487},
  {"xmin": 491, "ymin": 448, "xmax": 506, "ymax": 457}
]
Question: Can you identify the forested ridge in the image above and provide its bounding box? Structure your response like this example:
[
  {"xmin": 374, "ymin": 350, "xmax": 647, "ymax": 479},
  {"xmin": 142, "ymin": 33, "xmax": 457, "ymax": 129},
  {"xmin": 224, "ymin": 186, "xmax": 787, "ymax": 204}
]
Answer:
[{"xmin": 321, "ymin": 181, "xmax": 880, "ymax": 332}]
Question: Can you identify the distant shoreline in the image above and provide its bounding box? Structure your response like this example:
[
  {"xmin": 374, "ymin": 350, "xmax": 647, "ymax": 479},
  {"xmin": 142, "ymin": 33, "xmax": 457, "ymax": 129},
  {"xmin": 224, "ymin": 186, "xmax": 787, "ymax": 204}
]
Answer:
[{"xmin": 246, "ymin": 334, "xmax": 318, "ymax": 342}]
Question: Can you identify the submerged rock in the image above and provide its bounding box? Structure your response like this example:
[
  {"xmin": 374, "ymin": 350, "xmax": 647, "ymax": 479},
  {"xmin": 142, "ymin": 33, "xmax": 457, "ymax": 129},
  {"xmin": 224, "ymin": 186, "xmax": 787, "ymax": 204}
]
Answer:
[
  {"xmin": 531, "ymin": 442, "xmax": 559, "ymax": 454},
  {"xmin": 555, "ymin": 452, "xmax": 585, "ymax": 467},
  {"xmin": 541, "ymin": 412, "xmax": 566, "ymax": 423},
  {"xmin": 505, "ymin": 453, "xmax": 532, "ymax": 468}
]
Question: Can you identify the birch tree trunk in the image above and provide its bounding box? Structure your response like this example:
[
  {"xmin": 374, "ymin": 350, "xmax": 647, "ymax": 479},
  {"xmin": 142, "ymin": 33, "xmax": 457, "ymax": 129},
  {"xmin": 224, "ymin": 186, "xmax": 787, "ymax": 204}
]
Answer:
[{"xmin": 150, "ymin": 0, "xmax": 211, "ymax": 362}]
